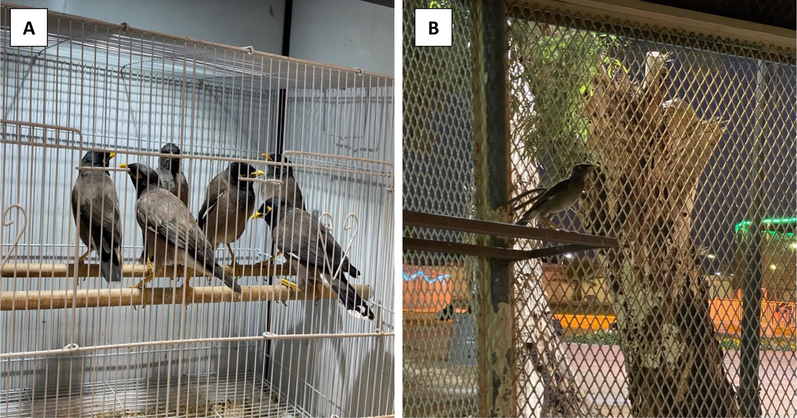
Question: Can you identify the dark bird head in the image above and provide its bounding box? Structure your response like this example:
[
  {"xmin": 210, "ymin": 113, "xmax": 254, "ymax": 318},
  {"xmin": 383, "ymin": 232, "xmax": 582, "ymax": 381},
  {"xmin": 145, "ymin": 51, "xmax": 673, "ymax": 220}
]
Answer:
[
  {"xmin": 570, "ymin": 162, "xmax": 600, "ymax": 178},
  {"xmin": 250, "ymin": 198, "xmax": 292, "ymax": 227},
  {"xmin": 120, "ymin": 163, "xmax": 160, "ymax": 198},
  {"xmin": 262, "ymin": 152, "xmax": 295, "ymax": 178},
  {"xmin": 158, "ymin": 143, "xmax": 182, "ymax": 174},
  {"xmin": 227, "ymin": 162, "xmax": 265, "ymax": 187},
  {"xmin": 80, "ymin": 150, "xmax": 116, "ymax": 168}
]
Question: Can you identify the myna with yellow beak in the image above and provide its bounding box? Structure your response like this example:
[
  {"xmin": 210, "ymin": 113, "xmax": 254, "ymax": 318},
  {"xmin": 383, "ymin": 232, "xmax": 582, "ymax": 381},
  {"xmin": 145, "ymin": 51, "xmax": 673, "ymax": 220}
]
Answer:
[
  {"xmin": 198, "ymin": 162, "xmax": 264, "ymax": 269},
  {"xmin": 121, "ymin": 163, "xmax": 241, "ymax": 306},
  {"xmin": 251, "ymin": 198, "xmax": 374, "ymax": 320},
  {"xmin": 71, "ymin": 150, "xmax": 123, "ymax": 283}
]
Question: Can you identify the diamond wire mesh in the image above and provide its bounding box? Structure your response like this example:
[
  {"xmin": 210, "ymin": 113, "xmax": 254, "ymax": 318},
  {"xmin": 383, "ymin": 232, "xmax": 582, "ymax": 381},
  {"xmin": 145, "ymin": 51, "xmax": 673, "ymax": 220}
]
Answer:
[
  {"xmin": 507, "ymin": 3, "xmax": 795, "ymax": 417},
  {"xmin": 402, "ymin": 0, "xmax": 481, "ymax": 417}
]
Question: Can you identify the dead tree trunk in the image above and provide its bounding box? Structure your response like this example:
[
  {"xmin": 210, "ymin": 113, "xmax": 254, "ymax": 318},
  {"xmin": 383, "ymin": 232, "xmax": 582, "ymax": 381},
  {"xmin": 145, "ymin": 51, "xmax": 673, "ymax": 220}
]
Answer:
[{"xmin": 579, "ymin": 52, "xmax": 739, "ymax": 417}]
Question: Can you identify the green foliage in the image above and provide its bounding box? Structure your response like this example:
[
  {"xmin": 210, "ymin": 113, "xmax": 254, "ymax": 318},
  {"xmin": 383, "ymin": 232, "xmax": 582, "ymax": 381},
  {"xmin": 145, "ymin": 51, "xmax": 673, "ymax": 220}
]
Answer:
[{"xmin": 508, "ymin": 23, "xmax": 622, "ymax": 181}]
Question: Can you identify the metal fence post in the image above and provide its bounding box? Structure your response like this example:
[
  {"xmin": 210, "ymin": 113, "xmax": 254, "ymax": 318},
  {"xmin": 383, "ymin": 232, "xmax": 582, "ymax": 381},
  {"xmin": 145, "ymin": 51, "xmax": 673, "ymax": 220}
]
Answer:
[
  {"xmin": 473, "ymin": 0, "xmax": 516, "ymax": 416},
  {"xmin": 738, "ymin": 59, "xmax": 770, "ymax": 418}
]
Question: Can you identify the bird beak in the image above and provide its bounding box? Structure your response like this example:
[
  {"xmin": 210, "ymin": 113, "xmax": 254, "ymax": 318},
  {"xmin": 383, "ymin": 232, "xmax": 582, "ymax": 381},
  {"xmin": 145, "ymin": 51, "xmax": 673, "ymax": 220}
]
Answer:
[
  {"xmin": 109, "ymin": 152, "xmax": 116, "ymax": 159},
  {"xmin": 250, "ymin": 212, "xmax": 262, "ymax": 220},
  {"xmin": 262, "ymin": 153, "xmax": 273, "ymax": 161},
  {"xmin": 118, "ymin": 163, "xmax": 128, "ymax": 169},
  {"xmin": 252, "ymin": 170, "xmax": 265, "ymax": 177}
]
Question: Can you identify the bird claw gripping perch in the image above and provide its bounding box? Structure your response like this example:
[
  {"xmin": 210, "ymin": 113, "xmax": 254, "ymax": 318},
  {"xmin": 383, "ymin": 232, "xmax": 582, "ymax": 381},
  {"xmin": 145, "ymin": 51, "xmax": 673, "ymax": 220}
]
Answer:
[
  {"xmin": 129, "ymin": 260, "xmax": 156, "ymax": 309},
  {"xmin": 1, "ymin": 204, "xmax": 28, "ymax": 269},
  {"xmin": 280, "ymin": 278, "xmax": 299, "ymax": 306}
]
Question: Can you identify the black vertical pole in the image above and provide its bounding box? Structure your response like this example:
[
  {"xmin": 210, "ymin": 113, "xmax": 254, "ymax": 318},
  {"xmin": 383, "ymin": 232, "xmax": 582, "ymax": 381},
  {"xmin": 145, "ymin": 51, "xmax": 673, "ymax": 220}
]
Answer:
[
  {"xmin": 266, "ymin": 0, "xmax": 293, "ymax": 382},
  {"xmin": 739, "ymin": 59, "xmax": 768, "ymax": 418}
]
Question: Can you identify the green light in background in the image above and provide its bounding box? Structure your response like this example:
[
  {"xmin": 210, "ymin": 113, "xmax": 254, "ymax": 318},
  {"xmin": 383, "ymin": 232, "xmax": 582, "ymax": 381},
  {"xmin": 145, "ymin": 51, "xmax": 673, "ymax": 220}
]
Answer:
[{"xmin": 734, "ymin": 217, "xmax": 797, "ymax": 236}]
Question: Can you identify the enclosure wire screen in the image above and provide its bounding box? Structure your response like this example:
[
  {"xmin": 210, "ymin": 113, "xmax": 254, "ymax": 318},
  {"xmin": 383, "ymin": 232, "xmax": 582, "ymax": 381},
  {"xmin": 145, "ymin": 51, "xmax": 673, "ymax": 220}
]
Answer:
[
  {"xmin": 403, "ymin": 0, "xmax": 794, "ymax": 416},
  {"xmin": 402, "ymin": 0, "xmax": 481, "ymax": 417},
  {"xmin": 507, "ymin": 2, "xmax": 795, "ymax": 417}
]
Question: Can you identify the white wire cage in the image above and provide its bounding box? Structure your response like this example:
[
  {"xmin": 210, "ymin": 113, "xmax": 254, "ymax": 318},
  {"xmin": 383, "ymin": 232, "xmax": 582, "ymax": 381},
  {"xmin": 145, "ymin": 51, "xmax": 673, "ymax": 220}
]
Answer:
[{"xmin": 0, "ymin": 5, "xmax": 394, "ymax": 418}]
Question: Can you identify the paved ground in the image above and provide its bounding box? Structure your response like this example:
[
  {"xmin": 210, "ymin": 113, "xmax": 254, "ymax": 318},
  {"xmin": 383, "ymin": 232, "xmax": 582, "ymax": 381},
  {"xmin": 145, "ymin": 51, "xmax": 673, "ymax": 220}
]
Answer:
[{"xmin": 567, "ymin": 343, "xmax": 797, "ymax": 418}]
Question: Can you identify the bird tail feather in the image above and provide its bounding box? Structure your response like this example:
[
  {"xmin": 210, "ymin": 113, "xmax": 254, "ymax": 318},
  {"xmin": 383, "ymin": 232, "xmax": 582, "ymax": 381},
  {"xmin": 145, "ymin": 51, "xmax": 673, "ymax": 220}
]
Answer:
[
  {"xmin": 100, "ymin": 246, "xmax": 122, "ymax": 283},
  {"xmin": 330, "ymin": 279, "xmax": 374, "ymax": 321}
]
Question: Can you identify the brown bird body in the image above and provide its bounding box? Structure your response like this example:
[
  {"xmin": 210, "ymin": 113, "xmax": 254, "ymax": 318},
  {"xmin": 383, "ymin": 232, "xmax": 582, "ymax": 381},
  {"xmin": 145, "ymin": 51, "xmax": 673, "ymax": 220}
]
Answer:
[
  {"xmin": 71, "ymin": 151, "xmax": 123, "ymax": 283},
  {"xmin": 198, "ymin": 162, "xmax": 263, "ymax": 268},
  {"xmin": 157, "ymin": 143, "xmax": 190, "ymax": 209},
  {"xmin": 253, "ymin": 198, "xmax": 373, "ymax": 320},
  {"xmin": 122, "ymin": 163, "xmax": 241, "ymax": 302}
]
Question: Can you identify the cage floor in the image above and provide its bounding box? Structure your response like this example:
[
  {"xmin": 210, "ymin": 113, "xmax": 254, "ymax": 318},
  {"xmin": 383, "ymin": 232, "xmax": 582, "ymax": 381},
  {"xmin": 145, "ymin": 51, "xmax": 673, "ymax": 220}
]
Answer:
[{"xmin": 0, "ymin": 372, "xmax": 306, "ymax": 418}]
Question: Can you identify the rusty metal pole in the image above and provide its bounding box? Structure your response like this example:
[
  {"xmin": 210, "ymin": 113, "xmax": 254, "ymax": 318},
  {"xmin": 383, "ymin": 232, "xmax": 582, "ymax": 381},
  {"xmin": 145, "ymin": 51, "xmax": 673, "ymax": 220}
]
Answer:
[{"xmin": 473, "ymin": 0, "xmax": 515, "ymax": 416}]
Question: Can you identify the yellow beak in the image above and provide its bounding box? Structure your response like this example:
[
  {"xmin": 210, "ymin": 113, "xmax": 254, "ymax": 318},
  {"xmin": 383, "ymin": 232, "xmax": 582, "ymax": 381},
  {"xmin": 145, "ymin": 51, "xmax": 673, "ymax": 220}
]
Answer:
[
  {"xmin": 250, "ymin": 212, "xmax": 262, "ymax": 220},
  {"xmin": 253, "ymin": 170, "xmax": 265, "ymax": 177},
  {"xmin": 262, "ymin": 153, "xmax": 273, "ymax": 161},
  {"xmin": 118, "ymin": 163, "xmax": 128, "ymax": 169},
  {"xmin": 109, "ymin": 152, "xmax": 116, "ymax": 159}
]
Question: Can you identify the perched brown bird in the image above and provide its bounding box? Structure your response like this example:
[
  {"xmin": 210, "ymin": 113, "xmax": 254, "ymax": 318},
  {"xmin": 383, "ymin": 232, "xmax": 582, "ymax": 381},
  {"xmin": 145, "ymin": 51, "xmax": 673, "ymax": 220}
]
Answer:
[
  {"xmin": 261, "ymin": 152, "xmax": 305, "ymax": 210},
  {"xmin": 71, "ymin": 150, "xmax": 123, "ymax": 283},
  {"xmin": 137, "ymin": 143, "xmax": 191, "ymax": 264},
  {"xmin": 515, "ymin": 163, "xmax": 600, "ymax": 229},
  {"xmin": 197, "ymin": 162, "xmax": 264, "ymax": 269},
  {"xmin": 157, "ymin": 143, "xmax": 190, "ymax": 208},
  {"xmin": 121, "ymin": 163, "xmax": 241, "ymax": 306},
  {"xmin": 251, "ymin": 198, "xmax": 374, "ymax": 320}
]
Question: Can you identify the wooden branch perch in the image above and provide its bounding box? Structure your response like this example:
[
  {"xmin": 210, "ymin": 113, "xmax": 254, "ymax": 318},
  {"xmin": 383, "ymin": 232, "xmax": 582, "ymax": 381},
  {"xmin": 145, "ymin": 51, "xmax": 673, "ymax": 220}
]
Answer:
[
  {"xmin": 0, "ymin": 261, "xmax": 372, "ymax": 310},
  {"xmin": 2, "ymin": 261, "xmax": 309, "ymax": 279},
  {"xmin": 1, "ymin": 283, "xmax": 372, "ymax": 311}
]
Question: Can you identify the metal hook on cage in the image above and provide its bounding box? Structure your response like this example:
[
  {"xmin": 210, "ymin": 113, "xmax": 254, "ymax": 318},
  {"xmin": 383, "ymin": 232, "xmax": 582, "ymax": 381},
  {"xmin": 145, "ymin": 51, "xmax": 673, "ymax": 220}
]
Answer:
[
  {"xmin": 242, "ymin": 45, "xmax": 254, "ymax": 55},
  {"xmin": 1, "ymin": 204, "xmax": 27, "ymax": 269},
  {"xmin": 120, "ymin": 22, "xmax": 130, "ymax": 33},
  {"xmin": 316, "ymin": 212, "xmax": 359, "ymax": 280},
  {"xmin": 353, "ymin": 67, "xmax": 364, "ymax": 77},
  {"xmin": 63, "ymin": 343, "xmax": 80, "ymax": 350}
]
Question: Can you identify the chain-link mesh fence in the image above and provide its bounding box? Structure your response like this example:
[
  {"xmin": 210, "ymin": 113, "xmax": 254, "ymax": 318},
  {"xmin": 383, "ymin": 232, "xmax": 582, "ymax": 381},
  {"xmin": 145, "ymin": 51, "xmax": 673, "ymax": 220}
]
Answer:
[
  {"xmin": 402, "ymin": 0, "xmax": 481, "ymax": 416},
  {"xmin": 404, "ymin": 0, "xmax": 795, "ymax": 416},
  {"xmin": 509, "ymin": 3, "xmax": 794, "ymax": 417}
]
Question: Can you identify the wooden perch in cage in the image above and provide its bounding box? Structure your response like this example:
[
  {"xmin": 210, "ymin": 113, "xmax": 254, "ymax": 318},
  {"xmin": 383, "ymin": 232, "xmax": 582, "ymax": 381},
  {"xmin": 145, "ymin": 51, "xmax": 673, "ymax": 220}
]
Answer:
[
  {"xmin": 0, "ymin": 283, "xmax": 371, "ymax": 311},
  {"xmin": 0, "ymin": 260, "xmax": 371, "ymax": 310},
  {"xmin": 3, "ymin": 260, "xmax": 315, "ymax": 279}
]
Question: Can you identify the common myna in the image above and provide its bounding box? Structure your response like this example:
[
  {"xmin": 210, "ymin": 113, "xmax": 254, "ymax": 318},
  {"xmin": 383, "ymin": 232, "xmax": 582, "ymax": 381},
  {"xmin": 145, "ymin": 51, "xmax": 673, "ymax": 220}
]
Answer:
[
  {"xmin": 71, "ymin": 150, "xmax": 123, "ymax": 283},
  {"xmin": 261, "ymin": 153, "xmax": 305, "ymax": 211},
  {"xmin": 137, "ymin": 143, "xmax": 191, "ymax": 263},
  {"xmin": 515, "ymin": 163, "xmax": 600, "ymax": 228},
  {"xmin": 251, "ymin": 198, "xmax": 374, "ymax": 320},
  {"xmin": 157, "ymin": 143, "xmax": 190, "ymax": 208},
  {"xmin": 197, "ymin": 162, "xmax": 264, "ymax": 268},
  {"xmin": 121, "ymin": 163, "xmax": 241, "ymax": 305}
]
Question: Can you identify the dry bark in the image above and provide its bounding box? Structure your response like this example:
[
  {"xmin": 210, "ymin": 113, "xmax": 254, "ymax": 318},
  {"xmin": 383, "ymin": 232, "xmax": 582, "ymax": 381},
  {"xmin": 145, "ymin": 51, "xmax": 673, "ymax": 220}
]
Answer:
[{"xmin": 579, "ymin": 52, "xmax": 739, "ymax": 417}]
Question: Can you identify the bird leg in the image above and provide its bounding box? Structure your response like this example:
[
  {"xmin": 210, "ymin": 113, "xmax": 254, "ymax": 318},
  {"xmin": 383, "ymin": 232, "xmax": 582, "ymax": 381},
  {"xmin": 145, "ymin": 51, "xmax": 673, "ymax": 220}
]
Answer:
[
  {"xmin": 225, "ymin": 243, "xmax": 240, "ymax": 271},
  {"xmin": 312, "ymin": 281, "xmax": 325, "ymax": 304},
  {"xmin": 77, "ymin": 250, "xmax": 91, "ymax": 264},
  {"xmin": 265, "ymin": 251, "xmax": 283, "ymax": 265},
  {"xmin": 130, "ymin": 260, "xmax": 156, "ymax": 308},
  {"xmin": 179, "ymin": 276, "xmax": 195, "ymax": 308}
]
